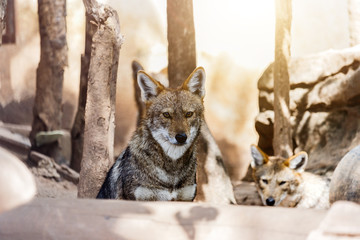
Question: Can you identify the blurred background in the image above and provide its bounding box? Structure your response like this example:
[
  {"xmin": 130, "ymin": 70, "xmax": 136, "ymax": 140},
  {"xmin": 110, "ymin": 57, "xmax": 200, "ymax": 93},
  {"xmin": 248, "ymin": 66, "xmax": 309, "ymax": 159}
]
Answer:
[{"xmin": 0, "ymin": 0, "xmax": 350, "ymax": 182}]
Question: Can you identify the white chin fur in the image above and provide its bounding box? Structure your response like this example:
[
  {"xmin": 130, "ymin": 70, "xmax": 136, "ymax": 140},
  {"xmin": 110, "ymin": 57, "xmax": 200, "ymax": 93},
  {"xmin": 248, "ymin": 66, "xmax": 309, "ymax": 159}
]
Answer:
[{"xmin": 151, "ymin": 127, "xmax": 197, "ymax": 160}]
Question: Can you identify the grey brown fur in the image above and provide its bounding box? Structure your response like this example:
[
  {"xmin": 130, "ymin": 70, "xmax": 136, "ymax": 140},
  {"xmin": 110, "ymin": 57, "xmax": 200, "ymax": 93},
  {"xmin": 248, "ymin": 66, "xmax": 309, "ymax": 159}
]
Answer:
[{"xmin": 97, "ymin": 66, "xmax": 206, "ymax": 201}]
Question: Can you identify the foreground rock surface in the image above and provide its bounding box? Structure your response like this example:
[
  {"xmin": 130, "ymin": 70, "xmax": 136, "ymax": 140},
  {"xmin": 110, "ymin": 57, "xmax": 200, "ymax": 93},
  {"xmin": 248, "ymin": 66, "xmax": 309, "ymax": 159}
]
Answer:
[
  {"xmin": 0, "ymin": 198, "xmax": 327, "ymax": 240},
  {"xmin": 307, "ymin": 201, "xmax": 360, "ymax": 240}
]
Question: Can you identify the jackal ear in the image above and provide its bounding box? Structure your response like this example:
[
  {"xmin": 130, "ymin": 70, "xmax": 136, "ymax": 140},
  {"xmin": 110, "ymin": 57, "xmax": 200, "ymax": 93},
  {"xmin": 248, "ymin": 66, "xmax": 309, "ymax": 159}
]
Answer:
[
  {"xmin": 182, "ymin": 67, "xmax": 206, "ymax": 98},
  {"xmin": 286, "ymin": 151, "xmax": 308, "ymax": 172},
  {"xmin": 137, "ymin": 70, "xmax": 165, "ymax": 102},
  {"xmin": 250, "ymin": 144, "xmax": 269, "ymax": 168},
  {"xmin": 132, "ymin": 60, "xmax": 144, "ymax": 82}
]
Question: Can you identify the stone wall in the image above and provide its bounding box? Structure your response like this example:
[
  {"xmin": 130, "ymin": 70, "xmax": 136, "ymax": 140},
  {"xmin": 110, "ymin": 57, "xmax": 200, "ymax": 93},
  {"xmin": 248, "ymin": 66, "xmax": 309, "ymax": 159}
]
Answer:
[{"xmin": 256, "ymin": 45, "xmax": 360, "ymax": 174}]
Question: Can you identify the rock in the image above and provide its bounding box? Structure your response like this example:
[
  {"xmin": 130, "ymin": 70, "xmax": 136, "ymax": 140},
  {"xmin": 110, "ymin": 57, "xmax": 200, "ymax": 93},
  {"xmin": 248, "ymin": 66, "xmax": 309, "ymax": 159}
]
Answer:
[
  {"xmin": 307, "ymin": 201, "xmax": 360, "ymax": 239},
  {"xmin": 0, "ymin": 124, "xmax": 31, "ymax": 158},
  {"xmin": 55, "ymin": 163, "xmax": 79, "ymax": 184},
  {"xmin": 329, "ymin": 146, "xmax": 360, "ymax": 204},
  {"xmin": 0, "ymin": 198, "xmax": 327, "ymax": 240},
  {"xmin": 0, "ymin": 122, "xmax": 31, "ymax": 137},
  {"xmin": 29, "ymin": 151, "xmax": 79, "ymax": 184},
  {"xmin": 258, "ymin": 45, "xmax": 360, "ymax": 91},
  {"xmin": 295, "ymin": 110, "xmax": 360, "ymax": 173},
  {"xmin": 306, "ymin": 67, "xmax": 360, "ymax": 111},
  {"xmin": 194, "ymin": 123, "xmax": 236, "ymax": 204},
  {"xmin": 233, "ymin": 181, "xmax": 262, "ymax": 206},
  {"xmin": 35, "ymin": 129, "xmax": 72, "ymax": 165},
  {"xmin": 255, "ymin": 45, "xmax": 360, "ymax": 174},
  {"xmin": 0, "ymin": 147, "xmax": 36, "ymax": 213},
  {"xmin": 35, "ymin": 130, "xmax": 67, "ymax": 147},
  {"xmin": 30, "ymin": 151, "xmax": 61, "ymax": 180},
  {"xmin": 255, "ymin": 111, "xmax": 274, "ymax": 156}
]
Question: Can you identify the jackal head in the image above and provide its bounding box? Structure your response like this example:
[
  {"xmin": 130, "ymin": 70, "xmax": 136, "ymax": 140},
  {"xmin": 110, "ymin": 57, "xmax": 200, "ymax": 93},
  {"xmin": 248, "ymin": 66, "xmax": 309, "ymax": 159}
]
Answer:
[
  {"xmin": 250, "ymin": 145, "xmax": 308, "ymax": 207},
  {"xmin": 137, "ymin": 67, "xmax": 205, "ymax": 160}
]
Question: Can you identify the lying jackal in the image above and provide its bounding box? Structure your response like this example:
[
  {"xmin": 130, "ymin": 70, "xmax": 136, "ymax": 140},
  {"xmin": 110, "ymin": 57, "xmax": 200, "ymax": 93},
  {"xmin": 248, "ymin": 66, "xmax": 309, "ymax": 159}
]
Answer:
[
  {"xmin": 97, "ymin": 67, "xmax": 206, "ymax": 201},
  {"xmin": 250, "ymin": 145, "xmax": 330, "ymax": 209}
]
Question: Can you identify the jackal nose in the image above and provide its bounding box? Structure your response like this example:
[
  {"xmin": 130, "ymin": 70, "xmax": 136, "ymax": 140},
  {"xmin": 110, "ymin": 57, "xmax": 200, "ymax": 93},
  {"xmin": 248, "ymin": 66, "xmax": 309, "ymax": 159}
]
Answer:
[
  {"xmin": 175, "ymin": 133, "xmax": 187, "ymax": 144},
  {"xmin": 266, "ymin": 197, "xmax": 275, "ymax": 206}
]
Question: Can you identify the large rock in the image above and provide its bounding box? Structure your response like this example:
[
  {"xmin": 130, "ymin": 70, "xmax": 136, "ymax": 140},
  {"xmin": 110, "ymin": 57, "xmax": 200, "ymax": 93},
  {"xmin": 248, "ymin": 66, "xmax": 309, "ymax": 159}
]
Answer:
[
  {"xmin": 0, "ymin": 198, "xmax": 327, "ymax": 240},
  {"xmin": 255, "ymin": 45, "xmax": 360, "ymax": 174},
  {"xmin": 0, "ymin": 147, "xmax": 36, "ymax": 213},
  {"xmin": 329, "ymin": 145, "xmax": 360, "ymax": 204},
  {"xmin": 307, "ymin": 201, "xmax": 360, "ymax": 239},
  {"xmin": 258, "ymin": 46, "xmax": 360, "ymax": 91}
]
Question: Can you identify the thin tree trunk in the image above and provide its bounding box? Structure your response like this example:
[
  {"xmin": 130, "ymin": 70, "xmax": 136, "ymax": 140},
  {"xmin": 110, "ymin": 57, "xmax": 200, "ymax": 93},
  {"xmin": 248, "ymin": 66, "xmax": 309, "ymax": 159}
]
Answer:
[
  {"xmin": 0, "ymin": 0, "xmax": 7, "ymax": 45},
  {"xmin": 273, "ymin": 0, "xmax": 293, "ymax": 158},
  {"xmin": 77, "ymin": 0, "xmax": 122, "ymax": 198},
  {"xmin": 70, "ymin": 15, "xmax": 96, "ymax": 172},
  {"xmin": 348, "ymin": 0, "xmax": 360, "ymax": 46},
  {"xmin": 29, "ymin": 0, "xmax": 68, "ymax": 162},
  {"xmin": 166, "ymin": 0, "xmax": 235, "ymax": 204},
  {"xmin": 167, "ymin": 0, "xmax": 196, "ymax": 87}
]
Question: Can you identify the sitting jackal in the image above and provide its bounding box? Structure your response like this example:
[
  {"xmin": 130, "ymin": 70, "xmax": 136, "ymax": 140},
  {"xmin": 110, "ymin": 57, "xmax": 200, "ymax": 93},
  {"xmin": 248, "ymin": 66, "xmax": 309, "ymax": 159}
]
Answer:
[
  {"xmin": 250, "ymin": 145, "xmax": 330, "ymax": 209},
  {"xmin": 97, "ymin": 67, "xmax": 206, "ymax": 201},
  {"xmin": 131, "ymin": 61, "xmax": 236, "ymax": 204}
]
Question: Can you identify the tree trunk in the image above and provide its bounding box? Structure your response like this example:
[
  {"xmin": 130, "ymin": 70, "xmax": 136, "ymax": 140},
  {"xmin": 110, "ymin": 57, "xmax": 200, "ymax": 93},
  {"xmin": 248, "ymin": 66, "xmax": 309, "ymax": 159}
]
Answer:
[
  {"xmin": 77, "ymin": 0, "xmax": 122, "ymax": 198},
  {"xmin": 0, "ymin": 0, "xmax": 7, "ymax": 46},
  {"xmin": 70, "ymin": 15, "xmax": 96, "ymax": 172},
  {"xmin": 348, "ymin": 0, "xmax": 360, "ymax": 46},
  {"xmin": 166, "ymin": 0, "xmax": 235, "ymax": 204},
  {"xmin": 29, "ymin": 0, "xmax": 68, "ymax": 162},
  {"xmin": 167, "ymin": 0, "xmax": 196, "ymax": 87},
  {"xmin": 273, "ymin": 0, "xmax": 293, "ymax": 158},
  {"xmin": 0, "ymin": 0, "xmax": 7, "ymax": 45}
]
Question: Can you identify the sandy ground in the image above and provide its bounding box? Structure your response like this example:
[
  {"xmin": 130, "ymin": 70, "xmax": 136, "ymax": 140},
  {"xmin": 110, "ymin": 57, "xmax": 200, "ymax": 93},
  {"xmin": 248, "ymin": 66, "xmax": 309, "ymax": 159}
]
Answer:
[{"xmin": 33, "ymin": 174, "xmax": 77, "ymax": 199}]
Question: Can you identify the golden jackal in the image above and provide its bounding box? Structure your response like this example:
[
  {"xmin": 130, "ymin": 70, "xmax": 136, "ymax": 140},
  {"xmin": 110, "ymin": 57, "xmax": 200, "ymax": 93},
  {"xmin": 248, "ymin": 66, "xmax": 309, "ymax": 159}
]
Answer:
[
  {"xmin": 250, "ymin": 145, "xmax": 330, "ymax": 209},
  {"xmin": 97, "ymin": 67, "xmax": 206, "ymax": 201},
  {"xmin": 131, "ymin": 61, "xmax": 236, "ymax": 204}
]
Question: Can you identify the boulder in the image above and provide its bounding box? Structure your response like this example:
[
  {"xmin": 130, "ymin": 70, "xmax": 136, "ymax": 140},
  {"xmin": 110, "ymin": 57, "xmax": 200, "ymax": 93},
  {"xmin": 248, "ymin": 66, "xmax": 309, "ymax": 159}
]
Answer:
[
  {"xmin": 329, "ymin": 145, "xmax": 360, "ymax": 204},
  {"xmin": 255, "ymin": 45, "xmax": 360, "ymax": 175},
  {"xmin": 0, "ymin": 146, "xmax": 36, "ymax": 213},
  {"xmin": 308, "ymin": 201, "xmax": 360, "ymax": 239},
  {"xmin": 0, "ymin": 198, "xmax": 327, "ymax": 240}
]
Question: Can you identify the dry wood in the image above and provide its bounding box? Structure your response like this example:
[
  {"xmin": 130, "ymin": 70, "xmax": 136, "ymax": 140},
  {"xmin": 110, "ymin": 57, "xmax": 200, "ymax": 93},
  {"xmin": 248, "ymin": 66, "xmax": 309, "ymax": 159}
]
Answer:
[
  {"xmin": 0, "ymin": 0, "xmax": 7, "ymax": 45},
  {"xmin": 273, "ymin": 0, "xmax": 293, "ymax": 158},
  {"xmin": 166, "ymin": 0, "xmax": 235, "ymax": 204},
  {"xmin": 77, "ymin": 0, "xmax": 123, "ymax": 198},
  {"xmin": 29, "ymin": 0, "xmax": 68, "ymax": 162},
  {"xmin": 167, "ymin": 0, "xmax": 197, "ymax": 88},
  {"xmin": 70, "ymin": 15, "xmax": 96, "ymax": 173}
]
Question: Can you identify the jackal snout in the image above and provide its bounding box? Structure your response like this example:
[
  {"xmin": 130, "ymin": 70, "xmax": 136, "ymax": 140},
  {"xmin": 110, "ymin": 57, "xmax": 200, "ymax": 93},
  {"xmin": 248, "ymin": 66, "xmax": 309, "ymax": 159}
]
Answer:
[
  {"xmin": 175, "ymin": 132, "xmax": 187, "ymax": 144},
  {"xmin": 265, "ymin": 197, "xmax": 275, "ymax": 206}
]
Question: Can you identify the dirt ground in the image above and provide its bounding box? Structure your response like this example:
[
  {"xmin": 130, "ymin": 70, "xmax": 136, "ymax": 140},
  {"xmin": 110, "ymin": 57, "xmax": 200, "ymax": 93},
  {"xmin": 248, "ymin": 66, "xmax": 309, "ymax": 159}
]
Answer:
[
  {"xmin": 0, "ymin": 122, "xmax": 77, "ymax": 199},
  {"xmin": 33, "ymin": 174, "xmax": 77, "ymax": 199},
  {"xmin": 0, "ymin": 121, "xmax": 260, "ymax": 205}
]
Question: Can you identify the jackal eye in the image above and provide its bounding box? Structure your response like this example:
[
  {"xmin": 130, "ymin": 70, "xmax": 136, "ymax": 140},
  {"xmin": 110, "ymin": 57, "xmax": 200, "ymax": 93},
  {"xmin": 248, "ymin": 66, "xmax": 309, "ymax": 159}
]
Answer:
[
  {"xmin": 185, "ymin": 111, "xmax": 194, "ymax": 118},
  {"xmin": 279, "ymin": 181, "xmax": 286, "ymax": 186},
  {"xmin": 162, "ymin": 112, "xmax": 171, "ymax": 118},
  {"xmin": 261, "ymin": 179, "xmax": 268, "ymax": 184}
]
